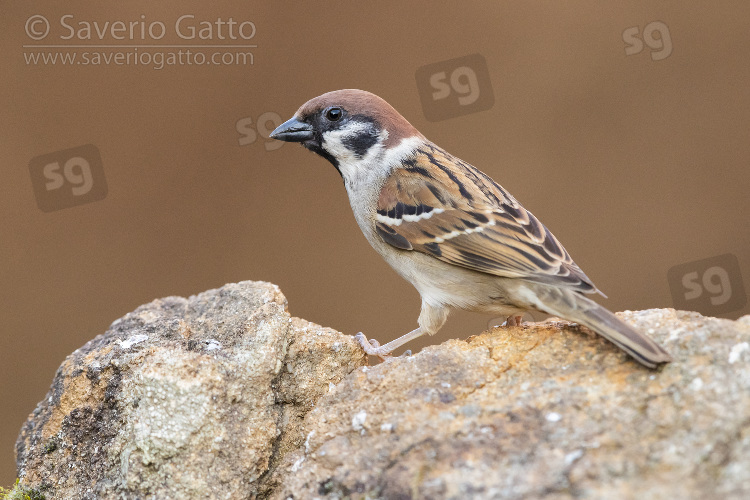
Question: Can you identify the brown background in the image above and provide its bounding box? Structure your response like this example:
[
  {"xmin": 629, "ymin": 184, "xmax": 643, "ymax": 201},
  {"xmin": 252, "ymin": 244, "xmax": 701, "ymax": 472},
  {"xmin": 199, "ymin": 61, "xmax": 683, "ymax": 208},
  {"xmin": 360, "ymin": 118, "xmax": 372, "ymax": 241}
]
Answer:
[{"xmin": 2, "ymin": 1, "xmax": 749, "ymax": 484}]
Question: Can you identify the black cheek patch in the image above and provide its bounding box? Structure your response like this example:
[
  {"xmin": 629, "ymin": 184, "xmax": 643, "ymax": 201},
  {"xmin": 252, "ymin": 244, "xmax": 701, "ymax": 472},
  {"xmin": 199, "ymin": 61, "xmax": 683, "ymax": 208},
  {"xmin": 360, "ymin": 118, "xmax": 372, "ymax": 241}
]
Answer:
[{"xmin": 342, "ymin": 129, "xmax": 379, "ymax": 159}]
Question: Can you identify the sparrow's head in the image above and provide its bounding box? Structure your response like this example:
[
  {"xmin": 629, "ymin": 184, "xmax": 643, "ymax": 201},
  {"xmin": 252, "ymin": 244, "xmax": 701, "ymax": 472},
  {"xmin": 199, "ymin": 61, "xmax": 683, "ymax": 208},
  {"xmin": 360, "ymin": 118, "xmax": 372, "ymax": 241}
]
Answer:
[{"xmin": 270, "ymin": 89, "xmax": 423, "ymax": 177}]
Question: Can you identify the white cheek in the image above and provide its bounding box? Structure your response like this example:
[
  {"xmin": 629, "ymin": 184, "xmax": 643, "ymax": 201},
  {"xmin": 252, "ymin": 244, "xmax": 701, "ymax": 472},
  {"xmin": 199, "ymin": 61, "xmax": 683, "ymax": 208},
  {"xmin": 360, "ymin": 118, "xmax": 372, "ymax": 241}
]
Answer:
[
  {"xmin": 322, "ymin": 124, "xmax": 388, "ymax": 182},
  {"xmin": 337, "ymin": 144, "xmax": 384, "ymax": 181},
  {"xmin": 321, "ymin": 123, "xmax": 370, "ymax": 163}
]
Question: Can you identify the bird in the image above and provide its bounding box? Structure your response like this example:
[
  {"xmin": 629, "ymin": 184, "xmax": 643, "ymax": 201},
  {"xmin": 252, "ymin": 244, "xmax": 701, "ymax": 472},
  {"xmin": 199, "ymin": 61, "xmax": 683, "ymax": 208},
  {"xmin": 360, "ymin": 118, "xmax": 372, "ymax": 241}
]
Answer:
[{"xmin": 269, "ymin": 89, "xmax": 672, "ymax": 368}]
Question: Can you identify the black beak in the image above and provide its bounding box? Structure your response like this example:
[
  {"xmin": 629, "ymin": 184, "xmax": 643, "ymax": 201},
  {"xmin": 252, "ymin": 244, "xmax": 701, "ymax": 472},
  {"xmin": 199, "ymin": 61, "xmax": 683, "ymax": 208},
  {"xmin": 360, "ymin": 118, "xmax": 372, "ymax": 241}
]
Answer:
[{"xmin": 270, "ymin": 117, "xmax": 314, "ymax": 142}]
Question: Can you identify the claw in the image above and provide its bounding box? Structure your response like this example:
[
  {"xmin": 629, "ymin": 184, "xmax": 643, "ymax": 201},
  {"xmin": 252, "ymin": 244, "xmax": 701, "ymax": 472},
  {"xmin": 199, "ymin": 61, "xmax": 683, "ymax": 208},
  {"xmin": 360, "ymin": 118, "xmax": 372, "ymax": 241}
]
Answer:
[
  {"xmin": 354, "ymin": 332, "xmax": 392, "ymax": 361},
  {"xmin": 354, "ymin": 332, "xmax": 371, "ymax": 352}
]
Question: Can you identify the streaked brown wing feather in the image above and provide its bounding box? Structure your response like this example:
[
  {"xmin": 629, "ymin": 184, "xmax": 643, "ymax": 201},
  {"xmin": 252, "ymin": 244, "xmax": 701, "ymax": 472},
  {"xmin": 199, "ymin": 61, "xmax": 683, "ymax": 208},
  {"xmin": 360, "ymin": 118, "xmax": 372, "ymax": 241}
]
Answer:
[{"xmin": 376, "ymin": 143, "xmax": 601, "ymax": 294}]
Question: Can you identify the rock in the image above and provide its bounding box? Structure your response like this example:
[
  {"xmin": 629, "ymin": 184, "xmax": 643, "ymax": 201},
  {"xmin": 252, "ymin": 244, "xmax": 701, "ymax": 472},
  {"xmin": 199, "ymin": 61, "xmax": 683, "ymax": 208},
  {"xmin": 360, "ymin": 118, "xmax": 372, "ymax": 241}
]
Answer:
[
  {"xmin": 14, "ymin": 283, "xmax": 750, "ymax": 500},
  {"xmin": 278, "ymin": 310, "xmax": 750, "ymax": 500},
  {"xmin": 14, "ymin": 281, "xmax": 366, "ymax": 499}
]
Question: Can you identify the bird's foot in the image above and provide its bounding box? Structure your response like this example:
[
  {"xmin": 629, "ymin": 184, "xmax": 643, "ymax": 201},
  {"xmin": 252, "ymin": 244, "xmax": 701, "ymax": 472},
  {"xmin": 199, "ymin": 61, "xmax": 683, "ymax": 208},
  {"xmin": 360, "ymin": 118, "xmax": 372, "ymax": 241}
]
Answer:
[
  {"xmin": 355, "ymin": 333, "xmax": 411, "ymax": 361},
  {"xmin": 355, "ymin": 327, "xmax": 423, "ymax": 361},
  {"xmin": 355, "ymin": 332, "xmax": 393, "ymax": 361}
]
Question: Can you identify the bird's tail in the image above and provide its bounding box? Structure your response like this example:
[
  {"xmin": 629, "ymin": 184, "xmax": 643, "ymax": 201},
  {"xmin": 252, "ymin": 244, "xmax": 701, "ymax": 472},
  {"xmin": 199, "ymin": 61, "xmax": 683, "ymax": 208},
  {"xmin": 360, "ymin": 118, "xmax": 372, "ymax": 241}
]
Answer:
[{"xmin": 527, "ymin": 284, "xmax": 673, "ymax": 368}]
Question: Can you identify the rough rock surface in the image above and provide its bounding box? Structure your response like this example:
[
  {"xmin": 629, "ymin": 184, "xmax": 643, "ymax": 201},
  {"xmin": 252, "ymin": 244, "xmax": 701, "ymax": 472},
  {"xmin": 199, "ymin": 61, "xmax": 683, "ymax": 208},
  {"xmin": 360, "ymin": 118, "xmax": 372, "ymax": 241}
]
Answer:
[
  {"xmin": 14, "ymin": 281, "xmax": 750, "ymax": 499},
  {"xmin": 279, "ymin": 310, "xmax": 750, "ymax": 500},
  {"xmin": 15, "ymin": 281, "xmax": 366, "ymax": 499}
]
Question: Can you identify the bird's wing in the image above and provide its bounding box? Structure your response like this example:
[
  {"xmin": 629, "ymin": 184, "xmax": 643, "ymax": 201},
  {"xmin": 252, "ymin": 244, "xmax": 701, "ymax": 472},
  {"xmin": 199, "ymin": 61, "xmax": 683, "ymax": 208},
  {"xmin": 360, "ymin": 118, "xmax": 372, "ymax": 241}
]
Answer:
[{"xmin": 375, "ymin": 142, "xmax": 602, "ymax": 295}]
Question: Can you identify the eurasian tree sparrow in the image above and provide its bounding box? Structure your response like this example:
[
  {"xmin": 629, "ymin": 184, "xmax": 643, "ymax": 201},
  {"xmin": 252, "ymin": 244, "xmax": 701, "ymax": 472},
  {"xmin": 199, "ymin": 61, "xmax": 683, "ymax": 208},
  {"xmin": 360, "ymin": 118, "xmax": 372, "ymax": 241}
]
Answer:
[{"xmin": 270, "ymin": 89, "xmax": 672, "ymax": 368}]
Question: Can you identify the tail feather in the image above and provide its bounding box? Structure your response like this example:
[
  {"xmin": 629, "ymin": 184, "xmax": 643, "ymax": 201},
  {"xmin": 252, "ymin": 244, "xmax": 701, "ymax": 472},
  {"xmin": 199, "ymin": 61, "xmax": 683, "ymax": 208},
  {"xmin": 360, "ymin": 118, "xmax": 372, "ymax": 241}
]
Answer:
[
  {"xmin": 528, "ymin": 285, "xmax": 672, "ymax": 368},
  {"xmin": 574, "ymin": 298, "xmax": 672, "ymax": 368}
]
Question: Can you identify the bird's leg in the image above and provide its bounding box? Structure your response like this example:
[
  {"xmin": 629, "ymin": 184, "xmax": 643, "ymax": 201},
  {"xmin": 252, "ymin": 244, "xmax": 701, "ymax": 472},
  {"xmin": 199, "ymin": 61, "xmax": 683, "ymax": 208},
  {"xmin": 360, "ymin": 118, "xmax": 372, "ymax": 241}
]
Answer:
[
  {"xmin": 366, "ymin": 338, "xmax": 412, "ymax": 357},
  {"xmin": 355, "ymin": 327, "xmax": 425, "ymax": 359},
  {"xmin": 363, "ymin": 337, "xmax": 391, "ymax": 362},
  {"xmin": 355, "ymin": 302, "xmax": 447, "ymax": 360}
]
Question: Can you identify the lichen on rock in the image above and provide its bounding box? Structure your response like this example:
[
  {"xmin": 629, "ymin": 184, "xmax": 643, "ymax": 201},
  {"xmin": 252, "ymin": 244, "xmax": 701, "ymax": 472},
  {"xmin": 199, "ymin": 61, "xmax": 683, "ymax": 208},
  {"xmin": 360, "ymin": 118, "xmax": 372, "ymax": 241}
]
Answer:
[{"xmin": 13, "ymin": 282, "xmax": 750, "ymax": 499}]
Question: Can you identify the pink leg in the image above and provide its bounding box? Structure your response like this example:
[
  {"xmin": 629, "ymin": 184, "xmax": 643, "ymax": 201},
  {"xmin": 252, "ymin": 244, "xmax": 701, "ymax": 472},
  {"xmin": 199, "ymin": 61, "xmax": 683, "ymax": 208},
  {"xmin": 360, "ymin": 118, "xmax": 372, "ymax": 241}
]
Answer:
[{"xmin": 355, "ymin": 327, "xmax": 424, "ymax": 360}]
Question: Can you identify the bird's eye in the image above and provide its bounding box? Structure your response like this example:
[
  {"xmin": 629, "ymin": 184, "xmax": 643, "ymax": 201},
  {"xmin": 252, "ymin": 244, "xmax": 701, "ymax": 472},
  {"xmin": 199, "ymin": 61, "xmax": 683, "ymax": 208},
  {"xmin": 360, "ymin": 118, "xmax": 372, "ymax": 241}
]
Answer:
[{"xmin": 325, "ymin": 107, "xmax": 343, "ymax": 122}]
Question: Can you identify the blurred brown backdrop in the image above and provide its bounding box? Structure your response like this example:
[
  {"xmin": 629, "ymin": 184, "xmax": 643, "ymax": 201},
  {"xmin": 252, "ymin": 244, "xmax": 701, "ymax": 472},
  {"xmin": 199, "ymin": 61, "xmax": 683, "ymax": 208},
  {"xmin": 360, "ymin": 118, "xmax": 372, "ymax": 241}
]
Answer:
[{"xmin": 2, "ymin": 1, "xmax": 749, "ymax": 484}]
